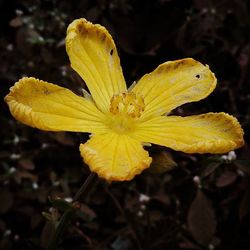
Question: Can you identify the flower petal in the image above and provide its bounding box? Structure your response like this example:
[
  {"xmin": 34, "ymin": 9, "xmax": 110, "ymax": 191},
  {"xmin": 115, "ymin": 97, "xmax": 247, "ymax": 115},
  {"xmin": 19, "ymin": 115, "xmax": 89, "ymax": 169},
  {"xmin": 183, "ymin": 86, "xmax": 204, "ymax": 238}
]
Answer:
[
  {"xmin": 66, "ymin": 18, "xmax": 127, "ymax": 112},
  {"xmin": 4, "ymin": 77, "xmax": 107, "ymax": 133},
  {"xmin": 132, "ymin": 58, "xmax": 217, "ymax": 119},
  {"xmin": 132, "ymin": 113, "xmax": 244, "ymax": 153},
  {"xmin": 79, "ymin": 133, "xmax": 152, "ymax": 181}
]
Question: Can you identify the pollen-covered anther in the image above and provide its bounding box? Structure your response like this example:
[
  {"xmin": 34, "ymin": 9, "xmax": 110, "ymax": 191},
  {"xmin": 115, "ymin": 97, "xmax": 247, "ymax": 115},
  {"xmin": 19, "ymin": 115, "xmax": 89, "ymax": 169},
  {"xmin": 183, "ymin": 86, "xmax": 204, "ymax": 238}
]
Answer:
[{"xmin": 109, "ymin": 92, "xmax": 145, "ymax": 118}]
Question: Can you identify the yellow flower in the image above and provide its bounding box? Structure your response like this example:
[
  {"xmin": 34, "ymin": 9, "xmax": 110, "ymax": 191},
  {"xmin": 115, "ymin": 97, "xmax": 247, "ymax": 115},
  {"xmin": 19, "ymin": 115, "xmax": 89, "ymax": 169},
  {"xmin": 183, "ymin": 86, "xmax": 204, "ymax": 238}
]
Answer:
[{"xmin": 5, "ymin": 18, "xmax": 244, "ymax": 182}]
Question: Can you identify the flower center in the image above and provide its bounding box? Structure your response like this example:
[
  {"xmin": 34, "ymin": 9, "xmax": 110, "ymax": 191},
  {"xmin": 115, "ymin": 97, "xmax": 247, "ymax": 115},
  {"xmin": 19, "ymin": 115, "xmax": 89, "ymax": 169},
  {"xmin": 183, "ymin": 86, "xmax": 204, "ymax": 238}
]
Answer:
[
  {"xmin": 107, "ymin": 92, "xmax": 145, "ymax": 134},
  {"xmin": 110, "ymin": 92, "xmax": 145, "ymax": 118}
]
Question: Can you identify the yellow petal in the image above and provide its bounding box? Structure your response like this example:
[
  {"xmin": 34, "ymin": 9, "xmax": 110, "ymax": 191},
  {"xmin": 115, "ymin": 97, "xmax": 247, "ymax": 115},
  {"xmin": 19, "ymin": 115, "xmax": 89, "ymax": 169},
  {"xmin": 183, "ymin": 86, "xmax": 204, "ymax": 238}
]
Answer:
[
  {"xmin": 4, "ymin": 77, "xmax": 107, "ymax": 133},
  {"xmin": 132, "ymin": 58, "xmax": 217, "ymax": 119},
  {"xmin": 132, "ymin": 113, "xmax": 244, "ymax": 154},
  {"xmin": 79, "ymin": 133, "xmax": 152, "ymax": 181},
  {"xmin": 66, "ymin": 18, "xmax": 127, "ymax": 112}
]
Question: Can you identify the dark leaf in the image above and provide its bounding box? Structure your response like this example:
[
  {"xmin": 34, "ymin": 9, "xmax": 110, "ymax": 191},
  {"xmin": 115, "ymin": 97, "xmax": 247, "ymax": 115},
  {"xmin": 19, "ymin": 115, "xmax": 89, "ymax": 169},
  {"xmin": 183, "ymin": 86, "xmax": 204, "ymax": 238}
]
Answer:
[
  {"xmin": 216, "ymin": 171, "xmax": 238, "ymax": 187},
  {"xmin": 188, "ymin": 190, "xmax": 216, "ymax": 245},
  {"xmin": 200, "ymin": 161, "xmax": 222, "ymax": 178},
  {"xmin": 0, "ymin": 190, "xmax": 13, "ymax": 214},
  {"xmin": 50, "ymin": 132, "xmax": 75, "ymax": 146},
  {"xmin": 76, "ymin": 203, "xmax": 96, "ymax": 221},
  {"xmin": 200, "ymin": 156, "xmax": 223, "ymax": 178},
  {"xmin": 147, "ymin": 151, "xmax": 177, "ymax": 174},
  {"xmin": 13, "ymin": 170, "xmax": 38, "ymax": 184},
  {"xmin": 239, "ymin": 187, "xmax": 250, "ymax": 220},
  {"xmin": 18, "ymin": 158, "xmax": 35, "ymax": 170}
]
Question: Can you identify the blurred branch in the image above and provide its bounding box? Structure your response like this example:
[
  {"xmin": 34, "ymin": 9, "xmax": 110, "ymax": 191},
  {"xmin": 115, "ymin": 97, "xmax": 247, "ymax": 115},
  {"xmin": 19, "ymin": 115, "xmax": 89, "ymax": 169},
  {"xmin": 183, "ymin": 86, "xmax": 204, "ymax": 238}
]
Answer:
[
  {"xmin": 105, "ymin": 185, "xmax": 143, "ymax": 250},
  {"xmin": 47, "ymin": 172, "xmax": 98, "ymax": 250}
]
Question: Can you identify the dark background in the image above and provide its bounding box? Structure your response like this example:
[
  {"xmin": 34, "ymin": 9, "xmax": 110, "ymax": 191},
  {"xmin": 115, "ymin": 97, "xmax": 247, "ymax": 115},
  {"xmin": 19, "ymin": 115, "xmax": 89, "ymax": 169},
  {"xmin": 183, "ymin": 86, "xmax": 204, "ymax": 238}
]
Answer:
[{"xmin": 1, "ymin": 0, "xmax": 250, "ymax": 249}]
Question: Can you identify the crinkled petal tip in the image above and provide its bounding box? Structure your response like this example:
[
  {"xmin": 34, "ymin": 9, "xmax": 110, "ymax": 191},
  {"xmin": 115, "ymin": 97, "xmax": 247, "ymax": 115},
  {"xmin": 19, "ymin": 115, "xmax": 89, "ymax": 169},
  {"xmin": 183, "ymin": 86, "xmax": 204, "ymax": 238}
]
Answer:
[
  {"xmin": 133, "ymin": 112, "xmax": 244, "ymax": 154},
  {"xmin": 65, "ymin": 18, "xmax": 126, "ymax": 112},
  {"xmin": 133, "ymin": 58, "xmax": 217, "ymax": 118},
  {"xmin": 79, "ymin": 133, "xmax": 152, "ymax": 182},
  {"xmin": 4, "ymin": 77, "xmax": 107, "ymax": 133}
]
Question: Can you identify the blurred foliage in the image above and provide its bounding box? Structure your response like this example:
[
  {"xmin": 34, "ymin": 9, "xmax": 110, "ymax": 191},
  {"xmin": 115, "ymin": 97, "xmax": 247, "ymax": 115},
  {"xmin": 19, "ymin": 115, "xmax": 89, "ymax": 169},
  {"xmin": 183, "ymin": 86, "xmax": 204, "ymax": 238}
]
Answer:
[{"xmin": 0, "ymin": 0, "xmax": 250, "ymax": 249}]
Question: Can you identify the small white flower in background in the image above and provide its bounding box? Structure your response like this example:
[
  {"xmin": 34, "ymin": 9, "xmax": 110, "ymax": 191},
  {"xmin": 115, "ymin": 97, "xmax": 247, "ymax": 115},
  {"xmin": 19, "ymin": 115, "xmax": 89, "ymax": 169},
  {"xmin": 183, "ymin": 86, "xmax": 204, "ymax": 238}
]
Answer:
[
  {"xmin": 221, "ymin": 151, "xmax": 237, "ymax": 162},
  {"xmin": 202, "ymin": 8, "xmax": 208, "ymax": 13},
  {"xmin": 32, "ymin": 182, "xmax": 39, "ymax": 190},
  {"xmin": 138, "ymin": 194, "xmax": 150, "ymax": 215},
  {"xmin": 137, "ymin": 211, "xmax": 143, "ymax": 217},
  {"xmin": 13, "ymin": 135, "xmax": 19, "ymax": 145},
  {"xmin": 28, "ymin": 23, "xmax": 35, "ymax": 29},
  {"xmin": 193, "ymin": 176, "xmax": 202, "ymax": 188},
  {"xmin": 15, "ymin": 9, "xmax": 23, "ymax": 16},
  {"xmin": 9, "ymin": 167, "xmax": 16, "ymax": 174},
  {"xmin": 10, "ymin": 153, "xmax": 21, "ymax": 160},
  {"xmin": 193, "ymin": 176, "xmax": 200, "ymax": 184},
  {"xmin": 208, "ymin": 244, "xmax": 215, "ymax": 250},
  {"xmin": 6, "ymin": 44, "xmax": 13, "ymax": 51},
  {"xmin": 237, "ymin": 169, "xmax": 245, "ymax": 177},
  {"xmin": 64, "ymin": 197, "xmax": 73, "ymax": 203},
  {"xmin": 4, "ymin": 229, "xmax": 12, "ymax": 237},
  {"xmin": 60, "ymin": 66, "xmax": 67, "ymax": 76},
  {"xmin": 14, "ymin": 234, "xmax": 20, "ymax": 241},
  {"xmin": 139, "ymin": 194, "xmax": 150, "ymax": 203},
  {"xmin": 228, "ymin": 151, "xmax": 237, "ymax": 161},
  {"xmin": 37, "ymin": 36, "xmax": 44, "ymax": 42},
  {"xmin": 52, "ymin": 181, "xmax": 60, "ymax": 187},
  {"xmin": 211, "ymin": 8, "xmax": 216, "ymax": 14},
  {"xmin": 41, "ymin": 143, "xmax": 49, "ymax": 149}
]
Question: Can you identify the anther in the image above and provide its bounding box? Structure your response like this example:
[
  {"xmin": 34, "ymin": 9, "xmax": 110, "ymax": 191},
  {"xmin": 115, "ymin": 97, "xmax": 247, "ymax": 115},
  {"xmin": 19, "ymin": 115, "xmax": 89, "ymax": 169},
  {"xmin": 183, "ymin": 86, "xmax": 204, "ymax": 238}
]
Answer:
[{"xmin": 109, "ymin": 92, "xmax": 145, "ymax": 118}]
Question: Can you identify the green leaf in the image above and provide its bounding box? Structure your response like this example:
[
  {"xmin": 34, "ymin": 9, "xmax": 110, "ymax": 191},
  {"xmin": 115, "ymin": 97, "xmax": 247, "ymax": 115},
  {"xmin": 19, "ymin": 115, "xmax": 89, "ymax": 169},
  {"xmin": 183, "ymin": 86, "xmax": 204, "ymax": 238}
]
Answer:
[{"xmin": 49, "ymin": 197, "xmax": 73, "ymax": 212}]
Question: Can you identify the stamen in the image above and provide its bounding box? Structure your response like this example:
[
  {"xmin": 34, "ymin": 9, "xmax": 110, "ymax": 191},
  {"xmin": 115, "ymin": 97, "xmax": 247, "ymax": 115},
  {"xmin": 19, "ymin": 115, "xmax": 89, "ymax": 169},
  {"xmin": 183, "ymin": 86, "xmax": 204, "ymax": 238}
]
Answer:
[{"xmin": 109, "ymin": 92, "xmax": 145, "ymax": 118}]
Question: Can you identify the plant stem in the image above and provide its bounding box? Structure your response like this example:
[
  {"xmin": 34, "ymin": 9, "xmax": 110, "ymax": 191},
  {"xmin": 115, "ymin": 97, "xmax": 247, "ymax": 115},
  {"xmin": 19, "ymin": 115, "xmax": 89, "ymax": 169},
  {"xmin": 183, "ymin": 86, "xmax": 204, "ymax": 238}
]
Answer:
[
  {"xmin": 105, "ymin": 185, "xmax": 143, "ymax": 250},
  {"xmin": 73, "ymin": 172, "xmax": 97, "ymax": 202},
  {"xmin": 47, "ymin": 172, "xmax": 97, "ymax": 250}
]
